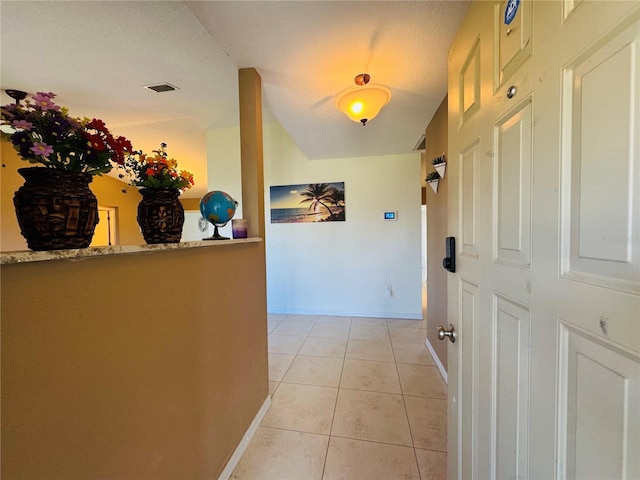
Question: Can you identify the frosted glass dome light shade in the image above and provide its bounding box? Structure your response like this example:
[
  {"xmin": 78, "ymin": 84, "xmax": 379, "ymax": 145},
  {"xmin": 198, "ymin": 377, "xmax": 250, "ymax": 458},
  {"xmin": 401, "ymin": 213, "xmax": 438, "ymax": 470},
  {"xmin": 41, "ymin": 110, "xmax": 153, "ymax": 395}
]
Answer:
[{"xmin": 335, "ymin": 83, "xmax": 391, "ymax": 126}]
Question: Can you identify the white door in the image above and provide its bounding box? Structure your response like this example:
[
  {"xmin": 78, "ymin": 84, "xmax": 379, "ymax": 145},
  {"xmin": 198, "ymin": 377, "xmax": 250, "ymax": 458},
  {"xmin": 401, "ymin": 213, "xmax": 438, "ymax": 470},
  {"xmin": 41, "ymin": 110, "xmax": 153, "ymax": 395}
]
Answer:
[
  {"xmin": 91, "ymin": 206, "xmax": 117, "ymax": 246},
  {"xmin": 446, "ymin": 1, "xmax": 640, "ymax": 479}
]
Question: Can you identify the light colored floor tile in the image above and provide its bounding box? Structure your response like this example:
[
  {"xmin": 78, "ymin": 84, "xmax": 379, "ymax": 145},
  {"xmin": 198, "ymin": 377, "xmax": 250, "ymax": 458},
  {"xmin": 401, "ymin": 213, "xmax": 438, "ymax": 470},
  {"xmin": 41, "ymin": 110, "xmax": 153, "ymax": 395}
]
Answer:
[
  {"xmin": 267, "ymin": 313, "xmax": 287, "ymax": 323},
  {"xmin": 268, "ymin": 353, "xmax": 295, "ymax": 382},
  {"xmin": 397, "ymin": 364, "xmax": 447, "ymax": 398},
  {"xmin": 268, "ymin": 381, "xmax": 279, "ymax": 396},
  {"xmin": 261, "ymin": 383, "xmax": 338, "ymax": 434},
  {"xmin": 323, "ymin": 436, "xmax": 420, "ymax": 480},
  {"xmin": 272, "ymin": 321, "xmax": 314, "ymax": 336},
  {"xmin": 346, "ymin": 339, "xmax": 394, "ymax": 362},
  {"xmin": 349, "ymin": 324, "xmax": 390, "ymax": 341},
  {"xmin": 284, "ymin": 314, "xmax": 318, "ymax": 323},
  {"xmin": 309, "ymin": 322, "xmax": 350, "ymax": 339},
  {"xmin": 316, "ymin": 315, "xmax": 352, "ymax": 325},
  {"xmin": 387, "ymin": 318, "xmax": 425, "ymax": 328},
  {"xmin": 340, "ymin": 359, "xmax": 401, "ymax": 394},
  {"xmin": 299, "ymin": 336, "xmax": 347, "ymax": 358},
  {"xmin": 332, "ymin": 388, "xmax": 412, "ymax": 446},
  {"xmin": 267, "ymin": 321, "xmax": 280, "ymax": 334},
  {"xmin": 389, "ymin": 326, "xmax": 426, "ymax": 344},
  {"xmin": 282, "ymin": 355, "xmax": 344, "ymax": 387},
  {"xmin": 230, "ymin": 427, "xmax": 328, "ymax": 480},
  {"xmin": 351, "ymin": 316, "xmax": 387, "ymax": 327},
  {"xmin": 404, "ymin": 396, "xmax": 448, "ymax": 451},
  {"xmin": 392, "ymin": 341, "xmax": 435, "ymax": 366},
  {"xmin": 267, "ymin": 334, "xmax": 306, "ymax": 354},
  {"xmin": 415, "ymin": 448, "xmax": 447, "ymax": 479}
]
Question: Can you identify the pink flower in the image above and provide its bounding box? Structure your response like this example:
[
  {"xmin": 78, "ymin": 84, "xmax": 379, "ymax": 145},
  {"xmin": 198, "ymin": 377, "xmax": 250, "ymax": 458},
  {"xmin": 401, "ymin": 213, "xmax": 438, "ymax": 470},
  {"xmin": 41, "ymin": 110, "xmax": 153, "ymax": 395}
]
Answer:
[
  {"xmin": 32, "ymin": 92, "xmax": 60, "ymax": 111},
  {"xmin": 30, "ymin": 142, "xmax": 54, "ymax": 157},
  {"xmin": 12, "ymin": 119, "xmax": 33, "ymax": 130}
]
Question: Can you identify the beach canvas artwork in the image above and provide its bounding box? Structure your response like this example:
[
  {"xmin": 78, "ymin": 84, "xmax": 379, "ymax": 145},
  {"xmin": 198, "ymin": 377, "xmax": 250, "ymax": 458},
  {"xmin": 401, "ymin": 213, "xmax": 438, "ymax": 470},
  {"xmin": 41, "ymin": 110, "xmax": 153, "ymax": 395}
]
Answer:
[{"xmin": 270, "ymin": 182, "xmax": 346, "ymax": 223}]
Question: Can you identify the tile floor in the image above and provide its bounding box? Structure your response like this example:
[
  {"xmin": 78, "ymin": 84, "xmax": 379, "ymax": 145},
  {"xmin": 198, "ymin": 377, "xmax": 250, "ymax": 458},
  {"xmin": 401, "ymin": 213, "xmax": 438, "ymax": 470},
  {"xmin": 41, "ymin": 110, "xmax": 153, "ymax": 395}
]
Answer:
[{"xmin": 230, "ymin": 314, "xmax": 448, "ymax": 480}]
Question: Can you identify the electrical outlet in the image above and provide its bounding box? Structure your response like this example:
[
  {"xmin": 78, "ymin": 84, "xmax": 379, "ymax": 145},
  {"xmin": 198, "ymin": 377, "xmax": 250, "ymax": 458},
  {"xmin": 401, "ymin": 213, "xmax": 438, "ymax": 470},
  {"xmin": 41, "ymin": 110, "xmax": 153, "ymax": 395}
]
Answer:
[{"xmin": 384, "ymin": 285, "xmax": 393, "ymax": 297}]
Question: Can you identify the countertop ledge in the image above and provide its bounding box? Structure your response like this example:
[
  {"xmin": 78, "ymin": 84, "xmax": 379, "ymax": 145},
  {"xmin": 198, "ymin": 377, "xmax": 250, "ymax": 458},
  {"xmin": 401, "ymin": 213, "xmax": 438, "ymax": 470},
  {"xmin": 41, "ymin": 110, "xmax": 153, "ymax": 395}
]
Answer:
[{"xmin": 1, "ymin": 238, "xmax": 263, "ymax": 265}]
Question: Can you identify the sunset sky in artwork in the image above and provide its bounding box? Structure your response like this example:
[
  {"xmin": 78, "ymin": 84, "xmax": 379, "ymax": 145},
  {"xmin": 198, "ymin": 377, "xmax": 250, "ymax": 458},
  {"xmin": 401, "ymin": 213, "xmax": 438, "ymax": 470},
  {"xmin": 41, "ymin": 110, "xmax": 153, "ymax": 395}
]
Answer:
[{"xmin": 270, "ymin": 183, "xmax": 344, "ymax": 209}]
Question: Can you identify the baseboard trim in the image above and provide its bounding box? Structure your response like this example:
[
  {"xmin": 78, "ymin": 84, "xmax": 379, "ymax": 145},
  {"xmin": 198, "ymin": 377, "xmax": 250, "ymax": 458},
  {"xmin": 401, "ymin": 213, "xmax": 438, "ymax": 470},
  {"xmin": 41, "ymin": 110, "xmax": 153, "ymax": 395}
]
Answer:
[
  {"xmin": 218, "ymin": 394, "xmax": 272, "ymax": 480},
  {"xmin": 267, "ymin": 308, "xmax": 422, "ymax": 320},
  {"xmin": 425, "ymin": 338, "xmax": 448, "ymax": 384}
]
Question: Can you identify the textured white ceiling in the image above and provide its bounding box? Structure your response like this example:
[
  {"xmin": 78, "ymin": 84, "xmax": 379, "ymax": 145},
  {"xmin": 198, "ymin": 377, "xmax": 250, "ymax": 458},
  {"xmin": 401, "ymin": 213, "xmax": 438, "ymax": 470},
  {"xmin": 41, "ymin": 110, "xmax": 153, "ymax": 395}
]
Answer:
[{"xmin": 1, "ymin": 1, "xmax": 468, "ymax": 198}]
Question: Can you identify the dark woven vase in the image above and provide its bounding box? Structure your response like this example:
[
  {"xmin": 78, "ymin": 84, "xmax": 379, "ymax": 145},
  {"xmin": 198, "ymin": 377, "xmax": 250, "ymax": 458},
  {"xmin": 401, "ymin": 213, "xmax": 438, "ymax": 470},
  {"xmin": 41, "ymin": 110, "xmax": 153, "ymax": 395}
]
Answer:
[
  {"xmin": 13, "ymin": 167, "xmax": 99, "ymax": 251},
  {"xmin": 137, "ymin": 188, "xmax": 184, "ymax": 244}
]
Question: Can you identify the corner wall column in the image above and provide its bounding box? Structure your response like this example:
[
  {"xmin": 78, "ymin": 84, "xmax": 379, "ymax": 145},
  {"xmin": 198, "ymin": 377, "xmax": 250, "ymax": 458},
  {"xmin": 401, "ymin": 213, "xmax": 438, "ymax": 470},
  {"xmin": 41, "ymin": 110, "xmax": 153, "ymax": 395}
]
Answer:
[{"xmin": 238, "ymin": 68, "xmax": 265, "ymax": 239}]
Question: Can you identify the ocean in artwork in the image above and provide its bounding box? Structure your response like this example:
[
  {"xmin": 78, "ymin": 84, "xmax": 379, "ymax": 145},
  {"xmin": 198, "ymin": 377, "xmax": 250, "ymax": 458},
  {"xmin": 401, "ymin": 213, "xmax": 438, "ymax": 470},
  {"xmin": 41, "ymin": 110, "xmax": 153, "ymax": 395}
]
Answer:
[{"xmin": 270, "ymin": 208, "xmax": 326, "ymax": 223}]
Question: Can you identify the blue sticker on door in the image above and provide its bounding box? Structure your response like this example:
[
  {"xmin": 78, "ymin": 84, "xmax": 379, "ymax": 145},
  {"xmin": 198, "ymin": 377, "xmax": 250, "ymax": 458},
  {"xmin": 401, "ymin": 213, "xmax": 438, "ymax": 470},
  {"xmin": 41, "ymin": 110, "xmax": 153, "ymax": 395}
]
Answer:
[{"xmin": 504, "ymin": 0, "xmax": 520, "ymax": 25}]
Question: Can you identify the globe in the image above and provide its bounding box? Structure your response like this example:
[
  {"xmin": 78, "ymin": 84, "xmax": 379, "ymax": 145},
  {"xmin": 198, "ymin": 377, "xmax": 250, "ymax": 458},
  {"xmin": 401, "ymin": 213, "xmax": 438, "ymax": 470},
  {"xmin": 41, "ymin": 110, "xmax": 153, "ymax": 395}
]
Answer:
[{"xmin": 199, "ymin": 190, "xmax": 237, "ymax": 240}]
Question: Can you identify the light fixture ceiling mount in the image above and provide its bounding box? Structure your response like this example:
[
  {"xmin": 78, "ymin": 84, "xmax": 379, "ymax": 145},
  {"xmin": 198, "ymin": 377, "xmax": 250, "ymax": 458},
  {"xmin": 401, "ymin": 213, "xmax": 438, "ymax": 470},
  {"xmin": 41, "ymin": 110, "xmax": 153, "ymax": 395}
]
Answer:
[
  {"xmin": 354, "ymin": 73, "xmax": 370, "ymax": 86},
  {"xmin": 335, "ymin": 73, "xmax": 391, "ymax": 126}
]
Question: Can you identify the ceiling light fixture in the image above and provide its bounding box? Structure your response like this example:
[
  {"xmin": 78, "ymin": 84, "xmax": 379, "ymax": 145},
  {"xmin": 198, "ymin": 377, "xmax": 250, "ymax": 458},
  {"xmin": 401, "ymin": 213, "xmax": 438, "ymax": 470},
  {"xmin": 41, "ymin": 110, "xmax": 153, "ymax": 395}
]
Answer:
[
  {"xmin": 5, "ymin": 89, "xmax": 27, "ymax": 104},
  {"xmin": 1, "ymin": 90, "xmax": 28, "ymax": 134},
  {"xmin": 335, "ymin": 73, "xmax": 391, "ymax": 126}
]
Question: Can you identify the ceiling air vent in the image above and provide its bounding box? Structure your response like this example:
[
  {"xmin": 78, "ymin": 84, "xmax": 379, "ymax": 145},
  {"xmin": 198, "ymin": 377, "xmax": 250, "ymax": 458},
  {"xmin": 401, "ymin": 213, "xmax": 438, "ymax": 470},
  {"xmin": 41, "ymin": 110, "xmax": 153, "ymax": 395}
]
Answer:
[
  {"xmin": 143, "ymin": 83, "xmax": 178, "ymax": 93},
  {"xmin": 413, "ymin": 134, "xmax": 426, "ymax": 151}
]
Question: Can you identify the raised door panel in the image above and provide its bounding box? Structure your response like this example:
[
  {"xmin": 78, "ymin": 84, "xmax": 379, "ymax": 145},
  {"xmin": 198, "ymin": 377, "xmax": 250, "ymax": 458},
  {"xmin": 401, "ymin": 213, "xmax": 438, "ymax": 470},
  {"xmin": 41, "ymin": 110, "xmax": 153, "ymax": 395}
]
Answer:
[
  {"xmin": 557, "ymin": 322, "xmax": 640, "ymax": 479},
  {"xmin": 493, "ymin": 98, "xmax": 532, "ymax": 269},
  {"xmin": 560, "ymin": 17, "xmax": 640, "ymax": 294},
  {"xmin": 459, "ymin": 38, "xmax": 481, "ymax": 127},
  {"xmin": 460, "ymin": 279, "xmax": 480, "ymax": 480},
  {"xmin": 493, "ymin": 0, "xmax": 533, "ymax": 90},
  {"xmin": 493, "ymin": 294, "xmax": 531, "ymax": 479},
  {"xmin": 460, "ymin": 140, "xmax": 480, "ymax": 259},
  {"xmin": 562, "ymin": 0, "xmax": 584, "ymax": 21}
]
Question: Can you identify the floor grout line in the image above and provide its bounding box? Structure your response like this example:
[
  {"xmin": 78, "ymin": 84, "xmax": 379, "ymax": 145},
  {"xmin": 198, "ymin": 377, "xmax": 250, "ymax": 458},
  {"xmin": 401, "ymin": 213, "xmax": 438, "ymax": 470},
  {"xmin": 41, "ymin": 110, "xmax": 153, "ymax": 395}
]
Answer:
[{"xmin": 258, "ymin": 313, "xmax": 445, "ymax": 480}]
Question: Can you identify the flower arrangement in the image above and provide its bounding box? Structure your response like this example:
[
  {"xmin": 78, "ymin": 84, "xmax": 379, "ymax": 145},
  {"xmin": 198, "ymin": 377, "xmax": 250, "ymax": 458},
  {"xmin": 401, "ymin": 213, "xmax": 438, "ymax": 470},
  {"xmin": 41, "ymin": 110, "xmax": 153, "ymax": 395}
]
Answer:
[
  {"xmin": 122, "ymin": 143, "xmax": 194, "ymax": 191},
  {"xmin": 0, "ymin": 91, "xmax": 132, "ymax": 175}
]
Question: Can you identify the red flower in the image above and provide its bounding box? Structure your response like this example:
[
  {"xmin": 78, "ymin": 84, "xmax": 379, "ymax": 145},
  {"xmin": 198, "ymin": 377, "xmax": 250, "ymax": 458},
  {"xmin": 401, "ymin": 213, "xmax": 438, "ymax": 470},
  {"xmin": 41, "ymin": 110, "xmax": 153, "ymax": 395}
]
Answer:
[
  {"xmin": 106, "ymin": 135, "xmax": 133, "ymax": 165},
  {"xmin": 87, "ymin": 118, "xmax": 108, "ymax": 133},
  {"xmin": 116, "ymin": 136, "xmax": 133, "ymax": 153},
  {"xmin": 85, "ymin": 133, "xmax": 106, "ymax": 151}
]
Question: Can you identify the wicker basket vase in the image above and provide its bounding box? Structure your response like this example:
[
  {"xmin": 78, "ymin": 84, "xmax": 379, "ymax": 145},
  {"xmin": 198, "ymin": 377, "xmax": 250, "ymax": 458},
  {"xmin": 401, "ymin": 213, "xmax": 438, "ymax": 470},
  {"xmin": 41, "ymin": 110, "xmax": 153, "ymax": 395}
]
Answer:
[
  {"xmin": 137, "ymin": 188, "xmax": 184, "ymax": 244},
  {"xmin": 13, "ymin": 167, "xmax": 99, "ymax": 251}
]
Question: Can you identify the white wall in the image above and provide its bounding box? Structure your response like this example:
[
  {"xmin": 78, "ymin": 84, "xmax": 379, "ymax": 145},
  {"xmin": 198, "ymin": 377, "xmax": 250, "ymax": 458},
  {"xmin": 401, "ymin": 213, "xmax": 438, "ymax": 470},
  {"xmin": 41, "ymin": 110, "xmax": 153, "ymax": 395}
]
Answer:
[
  {"xmin": 205, "ymin": 126, "xmax": 243, "ymax": 239},
  {"xmin": 263, "ymin": 122, "xmax": 423, "ymax": 319},
  {"xmin": 206, "ymin": 121, "xmax": 423, "ymax": 319}
]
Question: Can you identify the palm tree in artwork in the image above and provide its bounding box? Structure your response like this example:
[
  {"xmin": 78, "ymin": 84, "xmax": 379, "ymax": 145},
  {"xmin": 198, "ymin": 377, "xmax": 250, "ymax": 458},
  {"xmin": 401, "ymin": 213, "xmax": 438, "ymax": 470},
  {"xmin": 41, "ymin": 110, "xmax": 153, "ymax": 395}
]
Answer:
[
  {"xmin": 299, "ymin": 183, "xmax": 334, "ymax": 216},
  {"xmin": 327, "ymin": 187, "xmax": 345, "ymax": 208}
]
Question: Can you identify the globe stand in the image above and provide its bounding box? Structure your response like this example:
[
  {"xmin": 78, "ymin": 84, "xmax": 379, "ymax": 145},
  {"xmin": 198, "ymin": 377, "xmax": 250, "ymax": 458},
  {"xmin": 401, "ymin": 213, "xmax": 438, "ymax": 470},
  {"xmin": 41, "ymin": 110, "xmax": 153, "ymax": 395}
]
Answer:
[{"xmin": 203, "ymin": 223, "xmax": 229, "ymax": 241}]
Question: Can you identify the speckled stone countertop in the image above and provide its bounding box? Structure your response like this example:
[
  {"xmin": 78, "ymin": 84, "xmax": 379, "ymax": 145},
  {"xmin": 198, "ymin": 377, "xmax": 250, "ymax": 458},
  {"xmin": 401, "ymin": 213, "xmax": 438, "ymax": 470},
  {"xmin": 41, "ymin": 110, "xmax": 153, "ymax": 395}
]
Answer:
[{"xmin": 1, "ymin": 238, "xmax": 262, "ymax": 265}]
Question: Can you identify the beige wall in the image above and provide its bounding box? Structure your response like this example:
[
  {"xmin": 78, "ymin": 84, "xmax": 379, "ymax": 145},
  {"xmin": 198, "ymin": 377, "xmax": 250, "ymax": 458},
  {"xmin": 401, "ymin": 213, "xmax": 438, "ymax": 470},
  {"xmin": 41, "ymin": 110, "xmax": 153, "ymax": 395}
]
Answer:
[
  {"xmin": 1, "ymin": 242, "xmax": 268, "ymax": 478},
  {"xmin": 1, "ymin": 143, "xmax": 144, "ymax": 251},
  {"xmin": 181, "ymin": 197, "xmax": 201, "ymax": 211},
  {"xmin": 425, "ymin": 95, "xmax": 448, "ymax": 370},
  {"xmin": 1, "ymin": 143, "xmax": 31, "ymax": 251}
]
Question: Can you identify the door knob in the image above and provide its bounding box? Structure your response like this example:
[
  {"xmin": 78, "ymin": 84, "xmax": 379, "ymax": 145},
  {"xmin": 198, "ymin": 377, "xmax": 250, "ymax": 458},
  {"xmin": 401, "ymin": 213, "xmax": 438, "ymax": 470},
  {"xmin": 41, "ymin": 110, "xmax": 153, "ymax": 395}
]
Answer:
[{"xmin": 437, "ymin": 324, "xmax": 456, "ymax": 343}]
